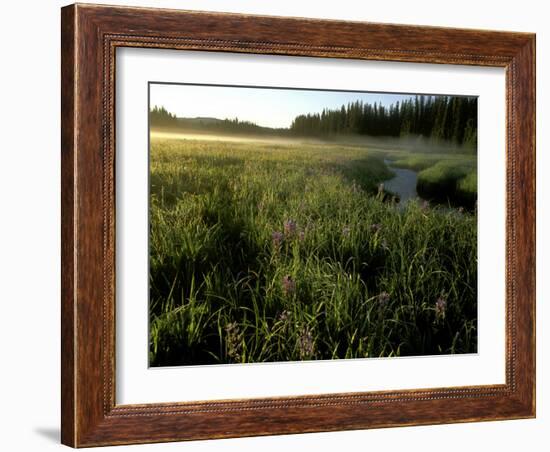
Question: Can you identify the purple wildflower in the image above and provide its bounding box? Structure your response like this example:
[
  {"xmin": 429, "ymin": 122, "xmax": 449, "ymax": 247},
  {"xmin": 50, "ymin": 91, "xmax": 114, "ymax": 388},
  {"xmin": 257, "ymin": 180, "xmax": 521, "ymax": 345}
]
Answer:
[
  {"xmin": 421, "ymin": 200, "xmax": 430, "ymax": 211},
  {"xmin": 378, "ymin": 291, "xmax": 390, "ymax": 307},
  {"xmin": 435, "ymin": 297, "xmax": 447, "ymax": 320},
  {"xmin": 276, "ymin": 310, "xmax": 292, "ymax": 333},
  {"xmin": 282, "ymin": 275, "xmax": 296, "ymax": 296},
  {"xmin": 278, "ymin": 310, "xmax": 291, "ymax": 323},
  {"xmin": 272, "ymin": 231, "xmax": 283, "ymax": 248},
  {"xmin": 284, "ymin": 219, "xmax": 297, "ymax": 236}
]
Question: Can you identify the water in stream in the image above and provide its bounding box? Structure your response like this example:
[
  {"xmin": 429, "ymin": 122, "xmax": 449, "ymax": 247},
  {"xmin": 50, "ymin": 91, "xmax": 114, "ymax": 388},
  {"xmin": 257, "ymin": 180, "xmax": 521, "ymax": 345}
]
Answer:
[{"xmin": 382, "ymin": 159, "xmax": 422, "ymax": 204}]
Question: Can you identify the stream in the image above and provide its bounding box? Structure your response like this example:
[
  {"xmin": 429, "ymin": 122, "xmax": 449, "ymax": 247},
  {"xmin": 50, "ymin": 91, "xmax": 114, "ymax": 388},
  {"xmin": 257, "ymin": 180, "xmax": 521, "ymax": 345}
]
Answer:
[{"xmin": 382, "ymin": 159, "xmax": 422, "ymax": 204}]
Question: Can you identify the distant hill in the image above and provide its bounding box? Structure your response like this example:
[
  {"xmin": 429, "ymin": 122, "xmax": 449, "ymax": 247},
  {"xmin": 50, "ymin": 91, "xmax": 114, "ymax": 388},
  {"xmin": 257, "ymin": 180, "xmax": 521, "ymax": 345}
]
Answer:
[
  {"xmin": 173, "ymin": 117, "xmax": 288, "ymax": 135},
  {"xmin": 150, "ymin": 107, "xmax": 289, "ymax": 136}
]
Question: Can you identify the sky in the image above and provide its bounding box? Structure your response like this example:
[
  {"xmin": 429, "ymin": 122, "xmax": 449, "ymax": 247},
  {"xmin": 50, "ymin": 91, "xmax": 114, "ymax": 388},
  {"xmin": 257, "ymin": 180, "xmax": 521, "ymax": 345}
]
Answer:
[{"xmin": 150, "ymin": 83, "xmax": 416, "ymax": 129}]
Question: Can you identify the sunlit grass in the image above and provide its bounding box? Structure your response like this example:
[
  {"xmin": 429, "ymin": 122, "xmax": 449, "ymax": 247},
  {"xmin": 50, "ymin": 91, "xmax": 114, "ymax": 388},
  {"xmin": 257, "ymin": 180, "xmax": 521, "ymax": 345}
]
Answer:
[
  {"xmin": 416, "ymin": 160, "xmax": 476, "ymax": 207},
  {"xmin": 390, "ymin": 155, "xmax": 442, "ymax": 171},
  {"xmin": 388, "ymin": 153, "xmax": 477, "ymax": 207}
]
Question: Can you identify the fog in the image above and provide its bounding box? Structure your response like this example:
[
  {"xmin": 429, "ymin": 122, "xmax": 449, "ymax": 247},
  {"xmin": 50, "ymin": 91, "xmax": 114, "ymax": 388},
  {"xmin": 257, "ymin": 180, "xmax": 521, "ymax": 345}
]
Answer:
[
  {"xmin": 322, "ymin": 133, "xmax": 475, "ymax": 155},
  {"xmin": 150, "ymin": 130, "xmax": 321, "ymax": 146},
  {"xmin": 150, "ymin": 129, "xmax": 474, "ymax": 156}
]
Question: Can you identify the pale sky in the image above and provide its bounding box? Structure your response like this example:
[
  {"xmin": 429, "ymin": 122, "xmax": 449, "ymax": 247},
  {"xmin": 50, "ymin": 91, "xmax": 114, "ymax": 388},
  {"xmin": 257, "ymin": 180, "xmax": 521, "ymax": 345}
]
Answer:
[{"xmin": 150, "ymin": 83, "xmax": 416, "ymax": 129}]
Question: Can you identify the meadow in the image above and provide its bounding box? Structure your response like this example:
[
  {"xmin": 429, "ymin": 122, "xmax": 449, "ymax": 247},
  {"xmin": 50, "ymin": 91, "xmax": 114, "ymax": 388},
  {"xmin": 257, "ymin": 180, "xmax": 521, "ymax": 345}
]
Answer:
[{"xmin": 149, "ymin": 135, "xmax": 477, "ymax": 366}]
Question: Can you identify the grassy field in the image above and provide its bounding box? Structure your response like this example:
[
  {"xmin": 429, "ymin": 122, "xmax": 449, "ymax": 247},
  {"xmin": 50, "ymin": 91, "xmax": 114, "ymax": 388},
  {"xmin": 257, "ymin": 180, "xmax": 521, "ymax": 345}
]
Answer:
[
  {"xmin": 149, "ymin": 136, "xmax": 477, "ymax": 366},
  {"xmin": 388, "ymin": 152, "xmax": 477, "ymax": 207}
]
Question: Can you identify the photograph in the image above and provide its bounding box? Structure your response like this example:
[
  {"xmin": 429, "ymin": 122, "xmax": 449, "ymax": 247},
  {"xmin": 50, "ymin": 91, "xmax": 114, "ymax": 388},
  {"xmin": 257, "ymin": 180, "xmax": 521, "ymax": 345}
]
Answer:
[{"xmin": 148, "ymin": 83, "xmax": 479, "ymax": 367}]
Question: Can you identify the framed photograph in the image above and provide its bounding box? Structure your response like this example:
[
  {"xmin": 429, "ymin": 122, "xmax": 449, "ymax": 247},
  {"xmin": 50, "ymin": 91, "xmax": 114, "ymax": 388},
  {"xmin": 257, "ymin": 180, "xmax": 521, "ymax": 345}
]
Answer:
[{"xmin": 61, "ymin": 3, "xmax": 536, "ymax": 447}]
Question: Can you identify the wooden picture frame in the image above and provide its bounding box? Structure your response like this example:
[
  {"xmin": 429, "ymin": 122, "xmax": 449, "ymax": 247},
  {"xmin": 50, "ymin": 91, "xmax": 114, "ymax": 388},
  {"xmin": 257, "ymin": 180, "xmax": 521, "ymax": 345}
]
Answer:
[{"xmin": 61, "ymin": 3, "xmax": 535, "ymax": 447}]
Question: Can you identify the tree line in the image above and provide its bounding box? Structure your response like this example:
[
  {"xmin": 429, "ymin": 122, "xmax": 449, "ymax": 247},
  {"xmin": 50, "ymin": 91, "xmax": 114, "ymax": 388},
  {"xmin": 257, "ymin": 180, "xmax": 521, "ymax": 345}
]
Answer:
[
  {"xmin": 150, "ymin": 95, "xmax": 477, "ymax": 147},
  {"xmin": 290, "ymin": 95, "xmax": 477, "ymax": 147},
  {"xmin": 149, "ymin": 106, "xmax": 178, "ymax": 126}
]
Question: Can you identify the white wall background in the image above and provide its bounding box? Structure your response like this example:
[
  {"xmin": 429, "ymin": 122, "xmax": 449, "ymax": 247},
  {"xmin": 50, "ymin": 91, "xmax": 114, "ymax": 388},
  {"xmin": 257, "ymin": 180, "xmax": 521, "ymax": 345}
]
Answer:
[{"xmin": 0, "ymin": 1, "xmax": 545, "ymax": 450}]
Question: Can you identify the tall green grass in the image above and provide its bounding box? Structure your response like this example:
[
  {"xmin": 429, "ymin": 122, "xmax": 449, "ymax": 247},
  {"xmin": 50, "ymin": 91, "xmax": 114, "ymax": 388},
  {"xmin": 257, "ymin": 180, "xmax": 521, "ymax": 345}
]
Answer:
[
  {"xmin": 416, "ymin": 160, "xmax": 477, "ymax": 208},
  {"xmin": 390, "ymin": 155, "xmax": 442, "ymax": 171},
  {"xmin": 390, "ymin": 153, "xmax": 477, "ymax": 207},
  {"xmin": 149, "ymin": 138, "xmax": 477, "ymax": 366}
]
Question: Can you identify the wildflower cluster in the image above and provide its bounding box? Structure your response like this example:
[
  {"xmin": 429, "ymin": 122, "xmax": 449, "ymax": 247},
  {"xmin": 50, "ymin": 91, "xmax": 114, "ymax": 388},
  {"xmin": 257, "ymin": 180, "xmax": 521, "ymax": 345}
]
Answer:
[
  {"xmin": 272, "ymin": 219, "xmax": 305, "ymax": 250},
  {"xmin": 282, "ymin": 275, "xmax": 296, "ymax": 296},
  {"xmin": 272, "ymin": 231, "xmax": 283, "ymax": 248},
  {"xmin": 435, "ymin": 296, "xmax": 447, "ymax": 321},
  {"xmin": 283, "ymin": 219, "xmax": 297, "ymax": 236}
]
